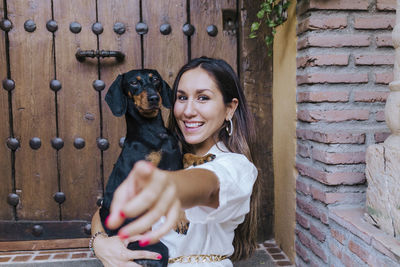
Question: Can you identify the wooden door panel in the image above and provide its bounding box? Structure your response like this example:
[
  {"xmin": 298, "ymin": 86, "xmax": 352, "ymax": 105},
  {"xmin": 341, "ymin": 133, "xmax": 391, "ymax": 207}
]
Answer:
[
  {"xmin": 53, "ymin": 0, "xmax": 99, "ymax": 220},
  {"xmin": 8, "ymin": 0, "xmax": 58, "ymax": 220},
  {"xmin": 0, "ymin": 1, "xmax": 13, "ymax": 220},
  {"xmin": 190, "ymin": 0, "xmax": 237, "ymax": 71},
  {"xmin": 143, "ymin": 0, "xmax": 187, "ymax": 123},
  {"xmin": 143, "ymin": 0, "xmax": 187, "ymax": 87},
  {"xmin": 98, "ymin": 0, "xmax": 141, "ymax": 190}
]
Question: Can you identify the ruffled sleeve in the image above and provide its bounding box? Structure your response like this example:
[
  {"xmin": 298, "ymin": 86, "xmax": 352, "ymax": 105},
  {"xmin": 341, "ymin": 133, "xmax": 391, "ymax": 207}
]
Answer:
[{"xmin": 185, "ymin": 152, "xmax": 257, "ymax": 224}]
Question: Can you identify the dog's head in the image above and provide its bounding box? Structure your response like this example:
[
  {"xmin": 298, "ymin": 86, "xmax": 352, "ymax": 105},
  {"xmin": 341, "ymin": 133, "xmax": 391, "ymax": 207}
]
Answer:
[{"xmin": 105, "ymin": 69, "xmax": 173, "ymax": 118}]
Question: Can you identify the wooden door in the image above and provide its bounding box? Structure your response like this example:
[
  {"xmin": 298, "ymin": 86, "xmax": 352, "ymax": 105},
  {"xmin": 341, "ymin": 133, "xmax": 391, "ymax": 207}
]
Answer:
[{"xmin": 0, "ymin": 0, "xmax": 273, "ymax": 249}]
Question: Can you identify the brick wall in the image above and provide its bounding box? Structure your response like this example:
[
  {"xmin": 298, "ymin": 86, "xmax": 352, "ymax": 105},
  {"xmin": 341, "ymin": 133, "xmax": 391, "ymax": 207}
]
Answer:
[{"xmin": 295, "ymin": 0, "xmax": 396, "ymax": 266}]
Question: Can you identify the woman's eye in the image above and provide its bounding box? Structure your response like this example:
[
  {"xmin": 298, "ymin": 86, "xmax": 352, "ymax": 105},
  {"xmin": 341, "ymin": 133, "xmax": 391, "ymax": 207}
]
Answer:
[
  {"xmin": 198, "ymin": 95, "xmax": 209, "ymax": 101},
  {"xmin": 177, "ymin": 95, "xmax": 187, "ymax": 101}
]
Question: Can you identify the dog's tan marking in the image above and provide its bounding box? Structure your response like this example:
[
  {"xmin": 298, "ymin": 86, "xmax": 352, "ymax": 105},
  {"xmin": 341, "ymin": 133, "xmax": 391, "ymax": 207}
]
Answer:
[
  {"xmin": 133, "ymin": 91, "xmax": 161, "ymax": 118},
  {"xmin": 183, "ymin": 153, "xmax": 216, "ymax": 169},
  {"xmin": 145, "ymin": 151, "xmax": 162, "ymax": 166},
  {"xmin": 136, "ymin": 76, "xmax": 141, "ymax": 81},
  {"xmin": 127, "ymin": 91, "xmax": 133, "ymax": 98},
  {"xmin": 148, "ymin": 73, "xmax": 153, "ymax": 78}
]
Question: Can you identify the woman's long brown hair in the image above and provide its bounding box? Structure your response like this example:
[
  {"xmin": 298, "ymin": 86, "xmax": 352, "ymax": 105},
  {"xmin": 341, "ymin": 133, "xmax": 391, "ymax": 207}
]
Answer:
[{"xmin": 168, "ymin": 57, "xmax": 260, "ymax": 261}]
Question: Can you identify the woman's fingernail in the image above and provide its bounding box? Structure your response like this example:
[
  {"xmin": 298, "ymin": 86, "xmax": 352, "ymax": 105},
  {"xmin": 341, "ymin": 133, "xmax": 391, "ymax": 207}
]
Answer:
[
  {"xmin": 119, "ymin": 211, "xmax": 126, "ymax": 218},
  {"xmin": 156, "ymin": 254, "xmax": 162, "ymax": 260},
  {"xmin": 139, "ymin": 238, "xmax": 150, "ymax": 247},
  {"xmin": 105, "ymin": 216, "xmax": 110, "ymax": 227},
  {"xmin": 118, "ymin": 231, "xmax": 129, "ymax": 240}
]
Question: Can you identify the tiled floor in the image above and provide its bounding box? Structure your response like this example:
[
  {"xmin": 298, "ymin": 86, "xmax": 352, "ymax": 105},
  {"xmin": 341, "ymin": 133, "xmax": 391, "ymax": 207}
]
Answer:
[{"xmin": 0, "ymin": 239, "xmax": 292, "ymax": 266}]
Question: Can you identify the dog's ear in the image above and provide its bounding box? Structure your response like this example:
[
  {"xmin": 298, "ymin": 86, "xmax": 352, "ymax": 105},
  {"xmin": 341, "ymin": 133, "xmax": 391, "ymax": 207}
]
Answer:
[
  {"xmin": 160, "ymin": 80, "xmax": 173, "ymax": 109},
  {"xmin": 105, "ymin": 74, "xmax": 127, "ymax": 117}
]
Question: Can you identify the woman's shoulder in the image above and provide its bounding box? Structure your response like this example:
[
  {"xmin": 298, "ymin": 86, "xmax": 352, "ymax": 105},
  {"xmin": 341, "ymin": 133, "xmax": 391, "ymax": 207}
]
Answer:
[{"xmin": 202, "ymin": 142, "xmax": 258, "ymax": 180}]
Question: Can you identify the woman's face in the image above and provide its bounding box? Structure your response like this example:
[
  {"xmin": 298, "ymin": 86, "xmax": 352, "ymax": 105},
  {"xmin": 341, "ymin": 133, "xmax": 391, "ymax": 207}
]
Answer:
[{"xmin": 174, "ymin": 67, "xmax": 238, "ymax": 155}]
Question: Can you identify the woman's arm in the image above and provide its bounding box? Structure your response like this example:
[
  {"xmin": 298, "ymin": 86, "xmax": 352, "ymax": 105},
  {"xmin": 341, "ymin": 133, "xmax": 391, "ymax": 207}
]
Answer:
[
  {"xmin": 91, "ymin": 208, "xmax": 162, "ymax": 267},
  {"xmin": 106, "ymin": 160, "xmax": 220, "ymax": 245}
]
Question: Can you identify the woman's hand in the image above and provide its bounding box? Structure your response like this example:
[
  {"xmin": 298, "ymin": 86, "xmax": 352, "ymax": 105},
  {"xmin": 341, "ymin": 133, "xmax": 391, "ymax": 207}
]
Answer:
[
  {"xmin": 106, "ymin": 160, "xmax": 181, "ymax": 246},
  {"xmin": 94, "ymin": 235, "xmax": 162, "ymax": 267}
]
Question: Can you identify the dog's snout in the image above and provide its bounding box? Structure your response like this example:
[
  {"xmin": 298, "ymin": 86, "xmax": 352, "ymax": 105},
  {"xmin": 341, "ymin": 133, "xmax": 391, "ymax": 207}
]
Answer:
[{"xmin": 148, "ymin": 94, "xmax": 160, "ymax": 105}]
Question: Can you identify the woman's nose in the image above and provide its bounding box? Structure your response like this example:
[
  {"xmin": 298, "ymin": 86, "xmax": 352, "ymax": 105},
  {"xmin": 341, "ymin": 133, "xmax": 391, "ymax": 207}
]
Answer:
[{"xmin": 183, "ymin": 100, "xmax": 196, "ymax": 117}]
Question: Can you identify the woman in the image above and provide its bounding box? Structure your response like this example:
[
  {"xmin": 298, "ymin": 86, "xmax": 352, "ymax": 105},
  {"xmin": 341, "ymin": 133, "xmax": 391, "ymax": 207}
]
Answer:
[{"xmin": 91, "ymin": 57, "xmax": 260, "ymax": 266}]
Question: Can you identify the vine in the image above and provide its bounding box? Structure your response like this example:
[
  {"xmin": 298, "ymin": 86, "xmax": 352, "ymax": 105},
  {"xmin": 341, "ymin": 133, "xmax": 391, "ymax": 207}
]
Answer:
[{"xmin": 249, "ymin": 0, "xmax": 291, "ymax": 56}]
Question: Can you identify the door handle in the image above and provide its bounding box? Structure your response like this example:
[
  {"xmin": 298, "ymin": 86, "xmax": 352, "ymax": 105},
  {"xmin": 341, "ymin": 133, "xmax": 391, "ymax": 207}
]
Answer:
[{"xmin": 75, "ymin": 49, "xmax": 125, "ymax": 62}]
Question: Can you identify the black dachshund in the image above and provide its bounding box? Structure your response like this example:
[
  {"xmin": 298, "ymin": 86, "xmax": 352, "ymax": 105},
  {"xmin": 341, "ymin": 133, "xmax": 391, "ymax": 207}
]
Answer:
[{"xmin": 100, "ymin": 69, "xmax": 182, "ymax": 267}]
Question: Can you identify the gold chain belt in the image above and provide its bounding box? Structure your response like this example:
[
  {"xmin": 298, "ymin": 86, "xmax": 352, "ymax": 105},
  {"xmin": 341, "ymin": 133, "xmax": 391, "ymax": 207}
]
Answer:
[{"xmin": 168, "ymin": 254, "xmax": 228, "ymax": 264}]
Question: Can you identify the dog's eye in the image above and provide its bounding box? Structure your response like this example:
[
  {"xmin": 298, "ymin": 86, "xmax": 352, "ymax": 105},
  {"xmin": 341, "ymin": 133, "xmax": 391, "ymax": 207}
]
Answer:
[{"xmin": 129, "ymin": 80, "xmax": 139, "ymax": 86}]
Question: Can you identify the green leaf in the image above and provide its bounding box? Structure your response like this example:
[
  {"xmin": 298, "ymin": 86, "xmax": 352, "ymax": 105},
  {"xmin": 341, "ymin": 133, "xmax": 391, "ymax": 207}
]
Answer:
[
  {"xmin": 268, "ymin": 21, "xmax": 276, "ymax": 27},
  {"xmin": 266, "ymin": 35, "xmax": 273, "ymax": 45},
  {"xmin": 257, "ymin": 9, "xmax": 265, "ymax": 19},
  {"xmin": 249, "ymin": 32, "xmax": 257, "ymax": 39},
  {"xmin": 251, "ymin": 22, "xmax": 260, "ymax": 32}
]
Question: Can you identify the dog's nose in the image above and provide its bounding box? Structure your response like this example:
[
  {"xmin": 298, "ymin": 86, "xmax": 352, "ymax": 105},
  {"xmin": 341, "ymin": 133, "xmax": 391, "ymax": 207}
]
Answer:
[{"xmin": 148, "ymin": 94, "xmax": 160, "ymax": 105}]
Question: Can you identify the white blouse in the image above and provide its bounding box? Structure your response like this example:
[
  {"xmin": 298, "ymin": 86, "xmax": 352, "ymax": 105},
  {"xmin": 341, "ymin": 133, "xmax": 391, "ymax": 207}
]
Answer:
[{"xmin": 156, "ymin": 142, "xmax": 258, "ymax": 266}]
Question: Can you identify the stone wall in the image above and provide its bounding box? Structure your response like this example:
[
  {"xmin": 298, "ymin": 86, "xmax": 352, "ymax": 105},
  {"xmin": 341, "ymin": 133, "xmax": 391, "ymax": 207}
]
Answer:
[{"xmin": 295, "ymin": 0, "xmax": 399, "ymax": 265}]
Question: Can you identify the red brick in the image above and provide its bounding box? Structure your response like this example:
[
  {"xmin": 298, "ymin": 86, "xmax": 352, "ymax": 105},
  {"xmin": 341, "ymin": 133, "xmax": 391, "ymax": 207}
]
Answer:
[
  {"xmin": 298, "ymin": 34, "xmax": 370, "ymax": 49},
  {"xmin": 297, "ymin": 73, "xmax": 368, "ymax": 85},
  {"xmin": 354, "ymin": 15, "xmax": 395, "ymax": 29},
  {"xmin": 0, "ymin": 257, "xmax": 11, "ymax": 262},
  {"xmin": 355, "ymin": 54, "xmax": 394, "ymax": 65},
  {"xmin": 376, "ymin": 33, "xmax": 393, "ymax": 47},
  {"xmin": 376, "ymin": 0, "xmax": 396, "ymax": 10},
  {"xmin": 329, "ymin": 240, "xmax": 343, "ymax": 260},
  {"xmin": 375, "ymin": 72, "xmax": 393, "ymax": 84},
  {"xmin": 296, "ymin": 178, "xmax": 311, "ymax": 195},
  {"xmin": 354, "ymin": 91, "xmax": 389, "ymax": 102},
  {"xmin": 309, "ymin": 0, "xmax": 370, "ymax": 10},
  {"xmin": 296, "ymin": 129, "xmax": 366, "ymax": 144},
  {"xmin": 310, "ymin": 223, "xmax": 326, "ymax": 242},
  {"xmin": 375, "ymin": 111, "xmax": 386, "ymax": 122},
  {"xmin": 297, "ymin": 230, "xmax": 312, "ymax": 248},
  {"xmin": 348, "ymin": 240, "xmax": 369, "ymax": 263},
  {"xmin": 375, "ymin": 132, "xmax": 391, "ymax": 143},
  {"xmin": 296, "ymin": 211, "xmax": 310, "ymax": 229},
  {"xmin": 297, "ymin": 54, "xmax": 349, "ymax": 68},
  {"xmin": 296, "ymin": 197, "xmax": 323, "ymax": 220},
  {"xmin": 298, "ymin": 109, "xmax": 369, "ymax": 122},
  {"xmin": 310, "ymin": 239, "xmax": 328, "ymax": 263},
  {"xmin": 297, "ymin": 16, "xmax": 347, "ymax": 34},
  {"xmin": 12, "ymin": 255, "xmax": 33, "ymax": 262},
  {"xmin": 33, "ymin": 255, "xmax": 51, "ymax": 261},
  {"xmin": 331, "ymin": 228, "xmax": 347, "ymax": 245},
  {"xmin": 296, "ymin": 241, "xmax": 310, "ymax": 263},
  {"xmin": 311, "ymin": 186, "xmax": 364, "ymax": 204},
  {"xmin": 297, "ymin": 91, "xmax": 349, "ymax": 103},
  {"xmin": 312, "ymin": 149, "xmax": 366, "ymax": 164},
  {"xmin": 342, "ymin": 251, "xmax": 360, "ymax": 267},
  {"xmin": 71, "ymin": 252, "xmax": 89, "ymax": 259},
  {"xmin": 297, "ymin": 143, "xmax": 310, "ymax": 158},
  {"xmin": 52, "ymin": 253, "xmax": 70, "ymax": 260},
  {"xmin": 296, "ymin": 163, "xmax": 366, "ymax": 185}
]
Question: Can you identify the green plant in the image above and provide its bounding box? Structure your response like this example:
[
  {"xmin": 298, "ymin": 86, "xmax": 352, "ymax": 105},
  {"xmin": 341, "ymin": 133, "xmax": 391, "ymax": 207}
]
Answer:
[{"xmin": 250, "ymin": 0, "xmax": 291, "ymax": 56}]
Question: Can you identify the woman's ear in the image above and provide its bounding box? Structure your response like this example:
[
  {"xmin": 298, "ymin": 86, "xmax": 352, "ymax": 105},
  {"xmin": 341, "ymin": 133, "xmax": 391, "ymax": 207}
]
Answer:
[{"xmin": 225, "ymin": 98, "xmax": 239, "ymax": 120}]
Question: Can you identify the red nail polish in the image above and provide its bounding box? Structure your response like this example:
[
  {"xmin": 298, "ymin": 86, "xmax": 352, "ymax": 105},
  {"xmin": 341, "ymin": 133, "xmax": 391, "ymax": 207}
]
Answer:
[
  {"xmin": 118, "ymin": 231, "xmax": 129, "ymax": 240},
  {"xmin": 105, "ymin": 216, "xmax": 110, "ymax": 227},
  {"xmin": 119, "ymin": 211, "xmax": 126, "ymax": 218},
  {"xmin": 157, "ymin": 254, "xmax": 162, "ymax": 260},
  {"xmin": 139, "ymin": 238, "xmax": 150, "ymax": 247}
]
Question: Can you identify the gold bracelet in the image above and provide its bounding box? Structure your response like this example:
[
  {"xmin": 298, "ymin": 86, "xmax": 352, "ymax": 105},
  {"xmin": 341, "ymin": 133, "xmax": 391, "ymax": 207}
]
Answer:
[
  {"xmin": 168, "ymin": 254, "xmax": 228, "ymax": 264},
  {"xmin": 89, "ymin": 231, "xmax": 108, "ymax": 256}
]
